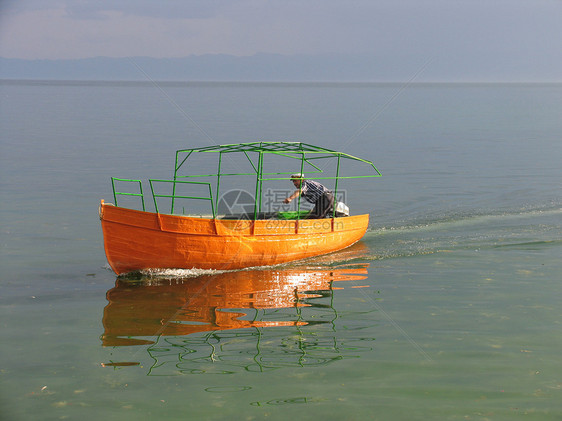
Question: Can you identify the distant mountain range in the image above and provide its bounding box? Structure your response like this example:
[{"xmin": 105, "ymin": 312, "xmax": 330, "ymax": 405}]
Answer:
[
  {"xmin": 0, "ymin": 54, "xmax": 560, "ymax": 82},
  {"xmin": 0, "ymin": 54, "xmax": 409, "ymax": 82}
]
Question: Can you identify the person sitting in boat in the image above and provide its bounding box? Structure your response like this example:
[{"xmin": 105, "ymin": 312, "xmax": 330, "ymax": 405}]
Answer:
[{"xmin": 283, "ymin": 173, "xmax": 334, "ymax": 219}]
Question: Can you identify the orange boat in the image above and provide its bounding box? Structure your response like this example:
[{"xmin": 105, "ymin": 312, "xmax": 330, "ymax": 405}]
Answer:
[{"xmin": 100, "ymin": 142, "xmax": 381, "ymax": 275}]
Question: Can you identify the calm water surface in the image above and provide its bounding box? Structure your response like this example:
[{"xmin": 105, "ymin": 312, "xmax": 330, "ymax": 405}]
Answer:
[{"xmin": 1, "ymin": 81, "xmax": 561, "ymax": 420}]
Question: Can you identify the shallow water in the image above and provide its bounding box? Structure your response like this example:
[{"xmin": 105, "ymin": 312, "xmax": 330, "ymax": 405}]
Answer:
[{"xmin": 1, "ymin": 81, "xmax": 561, "ymax": 420}]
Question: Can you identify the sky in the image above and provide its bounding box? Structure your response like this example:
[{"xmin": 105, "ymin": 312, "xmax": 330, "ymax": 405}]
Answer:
[{"xmin": 1, "ymin": 0, "xmax": 561, "ymax": 80}]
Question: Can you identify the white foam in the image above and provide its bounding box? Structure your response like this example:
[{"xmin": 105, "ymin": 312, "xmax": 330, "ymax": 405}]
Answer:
[{"xmin": 139, "ymin": 267, "xmax": 227, "ymax": 279}]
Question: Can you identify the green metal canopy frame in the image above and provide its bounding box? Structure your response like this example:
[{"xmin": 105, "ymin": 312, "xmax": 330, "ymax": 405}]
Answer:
[
  {"xmin": 171, "ymin": 141, "xmax": 381, "ymax": 219},
  {"xmin": 111, "ymin": 141, "xmax": 381, "ymax": 219}
]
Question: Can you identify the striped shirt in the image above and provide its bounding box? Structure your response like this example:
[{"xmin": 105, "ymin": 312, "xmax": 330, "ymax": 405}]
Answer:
[{"xmin": 301, "ymin": 180, "xmax": 330, "ymax": 203}]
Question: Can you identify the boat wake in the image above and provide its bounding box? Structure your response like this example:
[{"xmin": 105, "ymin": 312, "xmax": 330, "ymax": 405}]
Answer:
[
  {"xmin": 362, "ymin": 206, "xmax": 562, "ymax": 261},
  {"xmin": 370, "ymin": 205, "xmax": 562, "ymax": 234},
  {"xmin": 139, "ymin": 267, "xmax": 229, "ymax": 279}
]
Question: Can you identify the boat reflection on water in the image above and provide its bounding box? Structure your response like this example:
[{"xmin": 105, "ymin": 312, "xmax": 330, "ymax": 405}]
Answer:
[{"xmin": 101, "ymin": 244, "xmax": 376, "ymax": 374}]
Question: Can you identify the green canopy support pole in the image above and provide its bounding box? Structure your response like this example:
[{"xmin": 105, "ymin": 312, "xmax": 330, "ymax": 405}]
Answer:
[
  {"xmin": 243, "ymin": 150, "xmax": 258, "ymax": 173},
  {"xmin": 333, "ymin": 153, "xmax": 341, "ymax": 217},
  {"xmin": 253, "ymin": 152, "xmax": 263, "ymax": 220},
  {"xmin": 175, "ymin": 150, "xmax": 193, "ymax": 173},
  {"xmin": 172, "ymin": 151, "xmax": 179, "ymax": 214},
  {"xmin": 215, "ymin": 152, "xmax": 223, "ymax": 215},
  {"xmin": 296, "ymin": 152, "xmax": 305, "ymax": 219},
  {"xmin": 258, "ymin": 155, "xmax": 264, "ymax": 214}
]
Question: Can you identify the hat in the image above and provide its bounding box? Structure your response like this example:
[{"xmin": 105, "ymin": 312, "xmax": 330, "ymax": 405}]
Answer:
[{"xmin": 290, "ymin": 173, "xmax": 304, "ymax": 180}]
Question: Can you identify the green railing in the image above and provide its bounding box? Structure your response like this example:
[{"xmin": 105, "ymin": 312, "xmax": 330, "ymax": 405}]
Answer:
[
  {"xmin": 111, "ymin": 178, "xmax": 215, "ymax": 217},
  {"xmin": 111, "ymin": 177, "xmax": 146, "ymax": 211},
  {"xmin": 149, "ymin": 179, "xmax": 215, "ymax": 217}
]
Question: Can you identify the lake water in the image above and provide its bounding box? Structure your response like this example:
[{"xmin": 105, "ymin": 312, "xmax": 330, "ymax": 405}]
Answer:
[{"xmin": 1, "ymin": 80, "xmax": 561, "ymax": 420}]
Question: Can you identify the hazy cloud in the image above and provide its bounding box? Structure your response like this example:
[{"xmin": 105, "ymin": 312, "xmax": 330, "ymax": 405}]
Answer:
[
  {"xmin": 0, "ymin": 0, "xmax": 561, "ymax": 80},
  {"xmin": 62, "ymin": 0, "xmax": 224, "ymax": 20}
]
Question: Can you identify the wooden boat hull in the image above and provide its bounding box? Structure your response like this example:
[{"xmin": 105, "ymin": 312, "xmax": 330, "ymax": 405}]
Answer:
[{"xmin": 99, "ymin": 200, "xmax": 369, "ymax": 275}]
